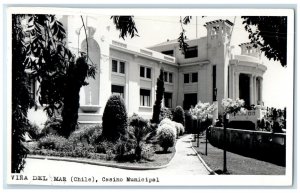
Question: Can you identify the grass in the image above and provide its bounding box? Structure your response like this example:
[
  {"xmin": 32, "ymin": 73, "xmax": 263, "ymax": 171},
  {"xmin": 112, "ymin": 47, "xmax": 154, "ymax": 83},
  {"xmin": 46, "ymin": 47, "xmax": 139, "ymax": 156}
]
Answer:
[
  {"xmin": 192, "ymin": 133, "xmax": 285, "ymax": 175},
  {"xmin": 26, "ymin": 141, "xmax": 176, "ymax": 168}
]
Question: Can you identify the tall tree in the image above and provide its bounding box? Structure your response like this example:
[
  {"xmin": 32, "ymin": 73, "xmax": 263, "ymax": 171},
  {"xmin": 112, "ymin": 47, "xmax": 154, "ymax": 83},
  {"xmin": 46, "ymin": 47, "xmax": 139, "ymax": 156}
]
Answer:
[
  {"xmin": 152, "ymin": 68, "xmax": 165, "ymax": 124},
  {"xmin": 11, "ymin": 14, "xmax": 33, "ymax": 173},
  {"xmin": 242, "ymin": 16, "xmax": 287, "ymax": 67},
  {"xmin": 11, "ymin": 14, "xmax": 95, "ymax": 172}
]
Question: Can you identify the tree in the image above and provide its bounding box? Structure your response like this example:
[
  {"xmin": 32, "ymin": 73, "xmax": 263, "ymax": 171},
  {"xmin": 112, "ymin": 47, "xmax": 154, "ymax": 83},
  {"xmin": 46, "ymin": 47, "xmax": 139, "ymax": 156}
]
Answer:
[
  {"xmin": 11, "ymin": 14, "xmax": 33, "ymax": 173},
  {"xmin": 152, "ymin": 68, "xmax": 165, "ymax": 124},
  {"xmin": 242, "ymin": 16, "xmax": 287, "ymax": 67},
  {"xmin": 11, "ymin": 14, "xmax": 95, "ymax": 172}
]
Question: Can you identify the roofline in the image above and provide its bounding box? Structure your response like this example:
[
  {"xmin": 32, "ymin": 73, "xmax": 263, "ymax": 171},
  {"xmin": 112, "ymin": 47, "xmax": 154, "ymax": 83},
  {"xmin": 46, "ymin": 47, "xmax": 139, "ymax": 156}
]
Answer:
[
  {"xmin": 204, "ymin": 19, "xmax": 234, "ymax": 27},
  {"xmin": 147, "ymin": 36, "xmax": 207, "ymax": 49},
  {"xmin": 110, "ymin": 41, "xmax": 177, "ymax": 66}
]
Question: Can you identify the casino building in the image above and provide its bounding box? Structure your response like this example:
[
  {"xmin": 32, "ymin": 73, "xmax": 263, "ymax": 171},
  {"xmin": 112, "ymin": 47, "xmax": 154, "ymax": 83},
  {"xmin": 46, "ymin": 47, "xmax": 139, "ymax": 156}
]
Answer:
[{"xmin": 28, "ymin": 17, "xmax": 267, "ymax": 125}]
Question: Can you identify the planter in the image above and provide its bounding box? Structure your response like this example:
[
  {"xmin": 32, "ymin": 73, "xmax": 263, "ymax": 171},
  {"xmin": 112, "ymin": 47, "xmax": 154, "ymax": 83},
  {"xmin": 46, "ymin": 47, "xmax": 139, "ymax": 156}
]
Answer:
[{"xmin": 80, "ymin": 105, "xmax": 101, "ymax": 113}]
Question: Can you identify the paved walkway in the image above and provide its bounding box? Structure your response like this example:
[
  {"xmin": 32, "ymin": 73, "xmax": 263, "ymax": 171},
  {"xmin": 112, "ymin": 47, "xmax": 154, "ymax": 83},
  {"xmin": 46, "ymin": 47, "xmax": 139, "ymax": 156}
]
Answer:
[{"xmin": 22, "ymin": 134, "xmax": 210, "ymax": 176}]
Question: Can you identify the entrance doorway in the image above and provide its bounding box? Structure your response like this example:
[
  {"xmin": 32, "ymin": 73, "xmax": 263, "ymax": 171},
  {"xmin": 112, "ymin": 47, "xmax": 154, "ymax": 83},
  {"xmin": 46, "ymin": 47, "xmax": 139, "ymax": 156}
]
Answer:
[
  {"xmin": 184, "ymin": 93, "xmax": 197, "ymax": 110},
  {"xmin": 239, "ymin": 74, "xmax": 250, "ymax": 108}
]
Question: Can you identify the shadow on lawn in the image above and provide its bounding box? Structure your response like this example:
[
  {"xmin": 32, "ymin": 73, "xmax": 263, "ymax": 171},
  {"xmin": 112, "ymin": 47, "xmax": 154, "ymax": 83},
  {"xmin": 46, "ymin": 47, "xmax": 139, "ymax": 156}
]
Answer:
[
  {"xmin": 214, "ymin": 169, "xmax": 231, "ymax": 175},
  {"xmin": 155, "ymin": 150, "xmax": 172, "ymax": 154}
]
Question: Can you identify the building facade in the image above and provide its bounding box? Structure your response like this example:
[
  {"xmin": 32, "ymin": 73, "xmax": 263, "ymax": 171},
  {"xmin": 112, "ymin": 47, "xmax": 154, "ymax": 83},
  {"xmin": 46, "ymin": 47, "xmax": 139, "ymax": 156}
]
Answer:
[{"xmin": 29, "ymin": 17, "xmax": 267, "ymax": 125}]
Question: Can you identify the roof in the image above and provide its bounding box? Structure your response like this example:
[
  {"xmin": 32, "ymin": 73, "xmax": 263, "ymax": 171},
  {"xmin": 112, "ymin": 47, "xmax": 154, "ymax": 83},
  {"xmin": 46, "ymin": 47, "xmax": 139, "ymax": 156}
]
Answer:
[
  {"xmin": 204, "ymin": 19, "xmax": 234, "ymax": 27},
  {"xmin": 147, "ymin": 39, "xmax": 179, "ymax": 48},
  {"xmin": 147, "ymin": 37, "xmax": 206, "ymax": 49}
]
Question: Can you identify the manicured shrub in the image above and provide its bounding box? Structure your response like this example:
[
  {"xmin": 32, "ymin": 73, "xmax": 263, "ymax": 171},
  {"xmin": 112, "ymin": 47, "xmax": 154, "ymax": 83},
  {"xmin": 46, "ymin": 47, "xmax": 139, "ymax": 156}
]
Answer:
[
  {"xmin": 184, "ymin": 111, "xmax": 193, "ymax": 133},
  {"xmin": 159, "ymin": 118, "xmax": 177, "ymax": 137},
  {"xmin": 68, "ymin": 124, "xmax": 102, "ymax": 145},
  {"xmin": 157, "ymin": 124, "xmax": 176, "ymax": 152},
  {"xmin": 102, "ymin": 95, "xmax": 128, "ymax": 141},
  {"xmin": 159, "ymin": 107, "xmax": 173, "ymax": 121},
  {"xmin": 175, "ymin": 123, "xmax": 185, "ymax": 136},
  {"xmin": 38, "ymin": 134, "xmax": 69, "ymax": 151},
  {"xmin": 173, "ymin": 106, "xmax": 185, "ymax": 126}
]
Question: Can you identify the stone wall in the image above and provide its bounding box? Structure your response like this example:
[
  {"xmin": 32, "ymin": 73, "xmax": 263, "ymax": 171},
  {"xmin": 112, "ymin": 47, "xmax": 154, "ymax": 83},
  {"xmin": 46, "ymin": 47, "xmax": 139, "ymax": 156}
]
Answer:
[{"xmin": 207, "ymin": 127, "xmax": 286, "ymax": 166}]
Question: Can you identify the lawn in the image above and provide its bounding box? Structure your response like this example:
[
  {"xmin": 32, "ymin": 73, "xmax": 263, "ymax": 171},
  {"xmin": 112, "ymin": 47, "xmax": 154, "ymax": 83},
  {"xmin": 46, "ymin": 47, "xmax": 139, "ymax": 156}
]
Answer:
[
  {"xmin": 26, "ymin": 141, "xmax": 176, "ymax": 169},
  {"xmin": 192, "ymin": 134, "xmax": 285, "ymax": 175}
]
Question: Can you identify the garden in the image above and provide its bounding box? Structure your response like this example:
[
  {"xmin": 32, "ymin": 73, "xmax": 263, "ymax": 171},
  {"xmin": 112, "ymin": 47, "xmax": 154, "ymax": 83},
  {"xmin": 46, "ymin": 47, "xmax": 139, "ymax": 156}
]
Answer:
[{"xmin": 25, "ymin": 81, "xmax": 187, "ymax": 168}]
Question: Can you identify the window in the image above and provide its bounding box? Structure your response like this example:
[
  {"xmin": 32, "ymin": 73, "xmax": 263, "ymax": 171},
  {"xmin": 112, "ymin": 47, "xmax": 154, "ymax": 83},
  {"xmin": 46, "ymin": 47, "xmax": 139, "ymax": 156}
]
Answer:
[
  {"xmin": 140, "ymin": 89, "xmax": 151, "ymax": 107},
  {"xmin": 146, "ymin": 68, "xmax": 151, "ymax": 79},
  {"xmin": 184, "ymin": 74, "xmax": 189, "ymax": 83},
  {"xmin": 120, "ymin": 61, "xmax": 125, "ymax": 74},
  {"xmin": 184, "ymin": 72, "xmax": 198, "ymax": 83},
  {"xmin": 164, "ymin": 92, "xmax": 172, "ymax": 108},
  {"xmin": 140, "ymin": 66, "xmax": 151, "ymax": 79},
  {"xmin": 112, "ymin": 60, "xmax": 118, "ymax": 73},
  {"xmin": 162, "ymin": 50, "xmax": 174, "ymax": 56},
  {"xmin": 112, "ymin": 59, "xmax": 125, "ymax": 74},
  {"xmin": 112, "ymin": 85, "xmax": 124, "ymax": 99},
  {"xmin": 164, "ymin": 72, "xmax": 168, "ymax": 82},
  {"xmin": 164, "ymin": 71, "xmax": 173, "ymax": 83},
  {"xmin": 192, "ymin": 73, "xmax": 198, "ymax": 82},
  {"xmin": 140, "ymin": 66, "xmax": 145, "ymax": 77},
  {"xmin": 185, "ymin": 46, "xmax": 198, "ymax": 58},
  {"xmin": 169, "ymin": 73, "xmax": 173, "ymax": 83}
]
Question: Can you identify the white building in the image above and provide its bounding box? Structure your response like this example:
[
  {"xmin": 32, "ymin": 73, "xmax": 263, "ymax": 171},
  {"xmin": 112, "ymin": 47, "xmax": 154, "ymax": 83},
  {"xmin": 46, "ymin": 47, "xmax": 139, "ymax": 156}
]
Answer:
[{"xmin": 29, "ymin": 17, "xmax": 267, "ymax": 126}]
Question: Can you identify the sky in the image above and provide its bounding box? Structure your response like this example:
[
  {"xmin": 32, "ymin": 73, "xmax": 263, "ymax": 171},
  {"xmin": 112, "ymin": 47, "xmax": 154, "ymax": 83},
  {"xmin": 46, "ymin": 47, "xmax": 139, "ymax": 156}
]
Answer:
[{"xmin": 105, "ymin": 16, "xmax": 290, "ymax": 109}]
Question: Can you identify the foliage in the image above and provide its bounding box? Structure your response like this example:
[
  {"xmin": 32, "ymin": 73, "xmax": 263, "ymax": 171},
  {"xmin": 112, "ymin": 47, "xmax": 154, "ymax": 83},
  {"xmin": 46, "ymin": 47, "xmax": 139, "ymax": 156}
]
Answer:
[
  {"xmin": 19, "ymin": 14, "xmax": 95, "ymax": 137},
  {"xmin": 189, "ymin": 101, "xmax": 216, "ymax": 121},
  {"xmin": 157, "ymin": 124, "xmax": 176, "ymax": 152},
  {"xmin": 111, "ymin": 16, "xmax": 139, "ymax": 39},
  {"xmin": 61, "ymin": 56, "xmax": 95, "ymax": 137},
  {"xmin": 221, "ymin": 98, "xmax": 246, "ymax": 115},
  {"xmin": 173, "ymin": 106, "xmax": 185, "ymax": 126},
  {"xmin": 184, "ymin": 111, "xmax": 194, "ymax": 133},
  {"xmin": 68, "ymin": 124, "xmax": 102, "ymax": 145},
  {"xmin": 152, "ymin": 68, "xmax": 165, "ymax": 123},
  {"xmin": 102, "ymin": 95, "xmax": 128, "ymax": 141},
  {"xmin": 113, "ymin": 137, "xmax": 135, "ymax": 161},
  {"xmin": 11, "ymin": 14, "xmax": 33, "ymax": 173},
  {"xmin": 26, "ymin": 123, "xmax": 41, "ymax": 140},
  {"xmin": 159, "ymin": 107, "xmax": 173, "ymax": 121},
  {"xmin": 176, "ymin": 123, "xmax": 185, "ymax": 136},
  {"xmin": 242, "ymin": 16, "xmax": 287, "ymax": 67},
  {"xmin": 38, "ymin": 134, "xmax": 69, "ymax": 151},
  {"xmin": 41, "ymin": 117, "xmax": 63, "ymax": 137},
  {"xmin": 257, "ymin": 107, "xmax": 286, "ymax": 132},
  {"xmin": 128, "ymin": 114, "xmax": 153, "ymax": 160}
]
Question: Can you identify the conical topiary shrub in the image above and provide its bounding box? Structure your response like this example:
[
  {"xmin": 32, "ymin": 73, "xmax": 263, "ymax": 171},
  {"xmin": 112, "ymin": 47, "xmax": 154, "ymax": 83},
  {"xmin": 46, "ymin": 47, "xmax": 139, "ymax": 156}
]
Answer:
[
  {"xmin": 173, "ymin": 105, "xmax": 185, "ymax": 126},
  {"xmin": 102, "ymin": 95, "xmax": 128, "ymax": 141}
]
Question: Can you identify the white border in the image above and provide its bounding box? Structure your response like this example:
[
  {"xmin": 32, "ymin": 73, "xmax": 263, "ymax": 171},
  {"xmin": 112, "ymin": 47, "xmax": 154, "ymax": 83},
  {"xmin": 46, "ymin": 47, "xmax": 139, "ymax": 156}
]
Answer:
[{"xmin": 4, "ymin": 7, "xmax": 295, "ymax": 187}]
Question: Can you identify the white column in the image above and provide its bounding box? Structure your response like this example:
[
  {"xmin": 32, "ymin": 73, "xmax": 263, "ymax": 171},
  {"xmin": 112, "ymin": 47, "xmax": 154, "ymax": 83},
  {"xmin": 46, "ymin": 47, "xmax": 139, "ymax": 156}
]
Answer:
[
  {"xmin": 249, "ymin": 74, "xmax": 253, "ymax": 105},
  {"xmin": 253, "ymin": 76, "xmax": 257, "ymax": 105},
  {"xmin": 235, "ymin": 72, "xmax": 239, "ymax": 99},
  {"xmin": 260, "ymin": 77, "xmax": 263, "ymax": 105}
]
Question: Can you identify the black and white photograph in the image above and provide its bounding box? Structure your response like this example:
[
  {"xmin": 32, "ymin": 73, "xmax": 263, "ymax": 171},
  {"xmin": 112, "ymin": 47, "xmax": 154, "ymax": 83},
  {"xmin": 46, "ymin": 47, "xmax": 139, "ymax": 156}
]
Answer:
[{"xmin": 4, "ymin": 7, "xmax": 294, "ymax": 187}]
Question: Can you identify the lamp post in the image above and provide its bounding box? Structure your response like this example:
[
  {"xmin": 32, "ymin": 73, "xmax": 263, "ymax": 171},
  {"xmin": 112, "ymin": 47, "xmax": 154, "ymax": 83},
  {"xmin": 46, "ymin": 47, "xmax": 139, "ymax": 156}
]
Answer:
[{"xmin": 223, "ymin": 112, "xmax": 229, "ymax": 173}]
